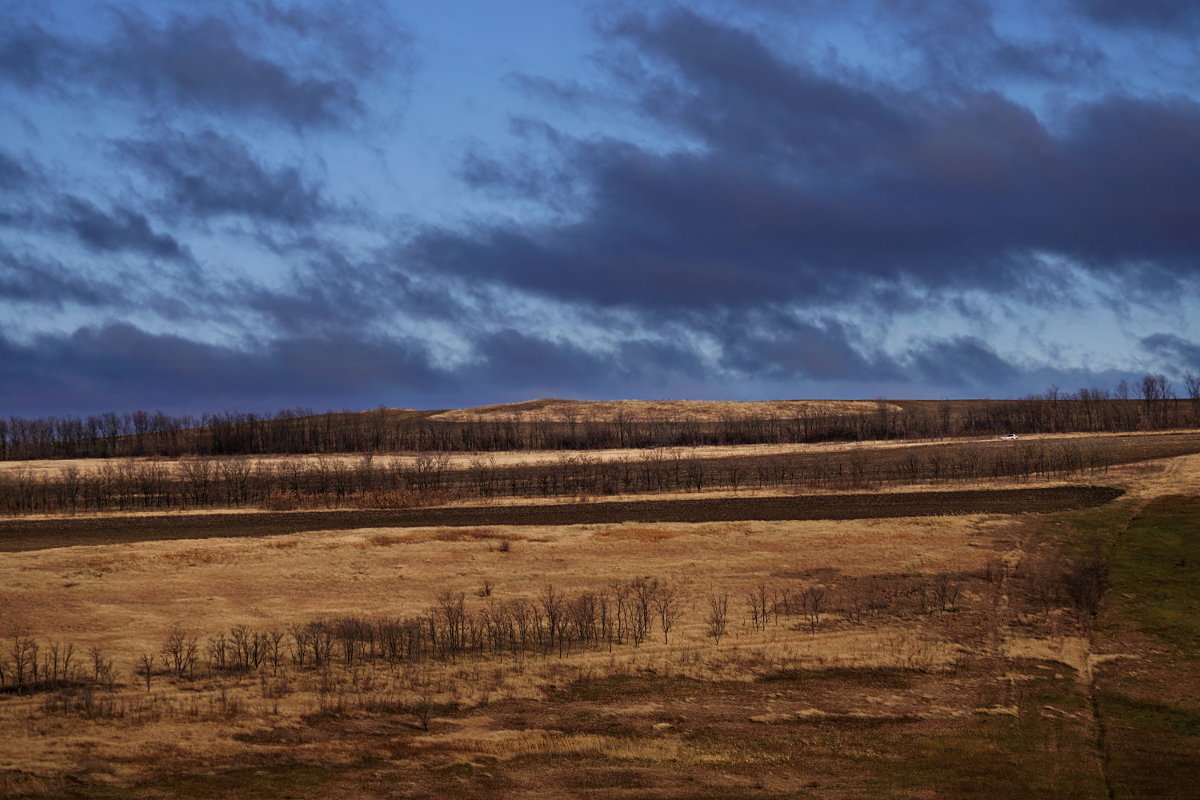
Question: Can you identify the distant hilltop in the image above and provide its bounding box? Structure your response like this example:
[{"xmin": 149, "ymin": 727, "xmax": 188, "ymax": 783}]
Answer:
[{"xmin": 428, "ymin": 398, "xmax": 903, "ymax": 423}]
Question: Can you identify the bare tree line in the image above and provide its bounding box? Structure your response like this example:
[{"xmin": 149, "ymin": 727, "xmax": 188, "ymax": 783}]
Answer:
[
  {"xmin": 2, "ymin": 376, "xmax": 1198, "ymax": 461},
  {"xmin": 1, "ymin": 578, "xmax": 687, "ymax": 698},
  {"xmin": 0, "ymin": 436, "xmax": 1141, "ymax": 515}
]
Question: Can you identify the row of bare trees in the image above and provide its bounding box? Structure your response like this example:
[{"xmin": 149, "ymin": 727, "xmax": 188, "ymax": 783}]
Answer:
[
  {"xmin": 1, "ymin": 579, "xmax": 685, "ymax": 696},
  {"xmin": 0, "ymin": 635, "xmax": 118, "ymax": 695},
  {"xmin": 0, "ymin": 438, "xmax": 1131, "ymax": 516},
  {"xmin": 3, "ymin": 376, "xmax": 1199, "ymax": 460},
  {"xmin": 736, "ymin": 573, "xmax": 963, "ymax": 637}
]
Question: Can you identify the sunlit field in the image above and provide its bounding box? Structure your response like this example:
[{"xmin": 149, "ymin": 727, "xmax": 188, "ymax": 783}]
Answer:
[{"xmin": 2, "ymin": 437, "xmax": 1198, "ymax": 797}]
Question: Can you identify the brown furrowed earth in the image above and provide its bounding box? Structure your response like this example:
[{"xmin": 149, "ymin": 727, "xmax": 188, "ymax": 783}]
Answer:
[{"xmin": 0, "ymin": 485, "xmax": 1122, "ymax": 552}]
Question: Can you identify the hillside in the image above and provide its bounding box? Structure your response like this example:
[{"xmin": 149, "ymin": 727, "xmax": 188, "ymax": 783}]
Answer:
[{"xmin": 427, "ymin": 398, "xmax": 902, "ymax": 422}]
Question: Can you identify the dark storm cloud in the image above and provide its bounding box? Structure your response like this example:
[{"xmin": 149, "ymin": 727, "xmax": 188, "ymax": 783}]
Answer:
[
  {"xmin": 0, "ymin": 249, "xmax": 126, "ymax": 309},
  {"xmin": 874, "ymin": 0, "xmax": 1104, "ymax": 86},
  {"xmin": 104, "ymin": 12, "xmax": 359, "ymax": 126},
  {"xmin": 469, "ymin": 330, "xmax": 615, "ymax": 393},
  {"xmin": 1075, "ymin": 0, "xmax": 1200, "ymax": 31},
  {"xmin": 59, "ymin": 196, "xmax": 189, "ymax": 260},
  {"xmin": 420, "ymin": 9, "xmax": 1200, "ymax": 313},
  {"xmin": 612, "ymin": 9, "xmax": 912, "ymax": 166},
  {"xmin": 0, "ymin": 322, "xmax": 713, "ymax": 417},
  {"xmin": 246, "ymin": 0, "xmax": 413, "ymax": 82},
  {"xmin": 907, "ymin": 336, "xmax": 1020, "ymax": 389},
  {"xmin": 0, "ymin": 151, "xmax": 31, "ymax": 190},
  {"xmin": 718, "ymin": 315, "xmax": 889, "ymax": 381},
  {"xmin": 1141, "ymin": 334, "xmax": 1200, "ymax": 371},
  {"xmin": 229, "ymin": 231, "xmax": 488, "ymax": 338},
  {"xmin": 458, "ymin": 139, "xmax": 585, "ymax": 210},
  {"xmin": 115, "ymin": 130, "xmax": 328, "ymax": 225},
  {"xmin": 0, "ymin": 324, "xmax": 446, "ymax": 417},
  {"xmin": 0, "ymin": 3, "xmax": 411, "ymax": 126},
  {"xmin": 460, "ymin": 150, "xmax": 554, "ymax": 201},
  {"xmin": 466, "ymin": 329, "xmax": 711, "ymax": 400},
  {"xmin": 0, "ymin": 24, "xmax": 63, "ymax": 88}
]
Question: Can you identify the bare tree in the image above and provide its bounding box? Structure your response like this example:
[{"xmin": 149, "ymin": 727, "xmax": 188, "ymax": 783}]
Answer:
[
  {"xmin": 161, "ymin": 624, "xmax": 198, "ymax": 678},
  {"xmin": 410, "ymin": 673, "xmax": 437, "ymax": 731},
  {"xmin": 653, "ymin": 584, "xmax": 685, "ymax": 644},
  {"xmin": 931, "ymin": 573, "xmax": 960, "ymax": 613},
  {"xmin": 8, "ymin": 632, "xmax": 36, "ymax": 694},
  {"xmin": 802, "ymin": 587, "xmax": 826, "ymax": 634},
  {"xmin": 706, "ymin": 592, "xmax": 729, "ymax": 644},
  {"xmin": 1185, "ymin": 371, "xmax": 1200, "ymax": 422},
  {"xmin": 137, "ymin": 652, "xmax": 154, "ymax": 692},
  {"xmin": 538, "ymin": 585, "xmax": 565, "ymax": 655},
  {"xmin": 630, "ymin": 578, "xmax": 658, "ymax": 647},
  {"xmin": 745, "ymin": 584, "xmax": 770, "ymax": 631}
]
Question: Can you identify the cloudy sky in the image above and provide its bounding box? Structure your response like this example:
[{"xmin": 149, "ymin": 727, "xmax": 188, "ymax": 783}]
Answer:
[{"xmin": 2, "ymin": 0, "xmax": 1199, "ymax": 416}]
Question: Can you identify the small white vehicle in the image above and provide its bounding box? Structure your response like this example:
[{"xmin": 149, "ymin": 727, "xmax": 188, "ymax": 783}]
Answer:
[{"xmin": 1001, "ymin": 433, "xmax": 1018, "ymax": 440}]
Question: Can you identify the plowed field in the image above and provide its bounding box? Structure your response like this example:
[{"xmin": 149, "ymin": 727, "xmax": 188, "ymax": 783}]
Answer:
[{"xmin": 0, "ymin": 485, "xmax": 1121, "ymax": 552}]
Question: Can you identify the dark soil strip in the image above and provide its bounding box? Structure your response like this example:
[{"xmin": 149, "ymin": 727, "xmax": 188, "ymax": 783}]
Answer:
[{"xmin": 0, "ymin": 486, "xmax": 1122, "ymax": 553}]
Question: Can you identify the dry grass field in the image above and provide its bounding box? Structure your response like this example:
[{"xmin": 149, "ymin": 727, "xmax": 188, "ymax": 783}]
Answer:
[
  {"xmin": 0, "ymin": 449, "xmax": 1197, "ymax": 798},
  {"xmin": 426, "ymin": 398, "xmax": 903, "ymax": 422}
]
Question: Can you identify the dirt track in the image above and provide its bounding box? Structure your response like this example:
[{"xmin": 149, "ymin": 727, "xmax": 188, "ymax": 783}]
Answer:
[{"xmin": 0, "ymin": 485, "xmax": 1122, "ymax": 552}]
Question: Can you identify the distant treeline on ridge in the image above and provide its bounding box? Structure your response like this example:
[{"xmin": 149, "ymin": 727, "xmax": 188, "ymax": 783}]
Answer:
[{"xmin": 2, "ymin": 376, "xmax": 1198, "ymax": 461}]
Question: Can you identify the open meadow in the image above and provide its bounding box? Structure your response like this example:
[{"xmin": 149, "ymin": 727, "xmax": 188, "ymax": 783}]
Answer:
[{"xmin": 1, "ymin": 404, "xmax": 1199, "ymax": 798}]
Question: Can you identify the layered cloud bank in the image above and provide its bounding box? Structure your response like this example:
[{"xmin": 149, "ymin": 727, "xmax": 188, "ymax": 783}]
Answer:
[{"xmin": 2, "ymin": 0, "xmax": 1198, "ymax": 414}]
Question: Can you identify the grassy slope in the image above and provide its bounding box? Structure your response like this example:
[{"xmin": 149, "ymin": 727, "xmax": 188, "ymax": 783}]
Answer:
[{"xmin": 1091, "ymin": 496, "xmax": 1200, "ymax": 799}]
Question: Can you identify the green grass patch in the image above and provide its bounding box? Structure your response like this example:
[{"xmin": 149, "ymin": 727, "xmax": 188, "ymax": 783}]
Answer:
[
  {"xmin": 1078, "ymin": 495, "xmax": 1200, "ymax": 799},
  {"xmin": 863, "ymin": 673, "xmax": 1104, "ymax": 800},
  {"xmin": 1107, "ymin": 496, "xmax": 1200, "ymax": 650}
]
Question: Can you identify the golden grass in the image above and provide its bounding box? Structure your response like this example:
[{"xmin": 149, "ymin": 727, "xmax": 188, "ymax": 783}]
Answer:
[
  {"xmin": 427, "ymin": 397, "xmax": 903, "ymax": 422},
  {"xmin": 0, "ymin": 513, "xmax": 1007, "ymax": 652},
  {"xmin": 591, "ymin": 526, "xmax": 693, "ymax": 542}
]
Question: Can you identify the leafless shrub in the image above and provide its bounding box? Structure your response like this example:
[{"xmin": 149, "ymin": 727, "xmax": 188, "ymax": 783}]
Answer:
[
  {"xmin": 745, "ymin": 584, "xmax": 770, "ymax": 632},
  {"xmin": 706, "ymin": 592, "xmax": 730, "ymax": 644},
  {"xmin": 161, "ymin": 625, "xmax": 198, "ymax": 679},
  {"xmin": 653, "ymin": 584, "xmax": 685, "ymax": 644},
  {"xmin": 802, "ymin": 587, "xmax": 826, "ymax": 633},
  {"xmin": 931, "ymin": 573, "xmax": 960, "ymax": 613},
  {"xmin": 137, "ymin": 653, "xmax": 154, "ymax": 692},
  {"xmin": 630, "ymin": 579, "xmax": 658, "ymax": 646}
]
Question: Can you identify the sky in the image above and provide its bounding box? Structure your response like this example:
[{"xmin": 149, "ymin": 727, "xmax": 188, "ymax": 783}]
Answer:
[{"xmin": 2, "ymin": 0, "xmax": 1199, "ymax": 416}]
